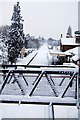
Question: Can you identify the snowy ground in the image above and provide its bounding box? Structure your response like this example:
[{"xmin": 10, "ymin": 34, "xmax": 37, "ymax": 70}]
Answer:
[
  {"xmin": 16, "ymin": 50, "xmax": 38, "ymax": 65},
  {"xmin": 0, "ymin": 44, "xmax": 79, "ymax": 119},
  {"xmin": 16, "ymin": 43, "xmax": 50, "ymax": 66},
  {"xmin": 30, "ymin": 43, "xmax": 49, "ymax": 65}
]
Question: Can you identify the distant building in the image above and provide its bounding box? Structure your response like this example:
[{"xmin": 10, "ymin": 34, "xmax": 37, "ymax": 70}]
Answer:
[
  {"xmin": 60, "ymin": 31, "xmax": 80, "ymax": 51},
  {"xmin": 60, "ymin": 38, "xmax": 79, "ymax": 51}
]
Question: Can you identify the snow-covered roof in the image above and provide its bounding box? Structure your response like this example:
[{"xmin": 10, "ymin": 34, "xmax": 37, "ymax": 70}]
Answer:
[
  {"xmin": 75, "ymin": 30, "xmax": 80, "ymax": 34},
  {"xmin": 64, "ymin": 47, "xmax": 80, "ymax": 55},
  {"xmin": 49, "ymin": 49, "xmax": 71, "ymax": 56},
  {"xmin": 64, "ymin": 47, "xmax": 80, "ymax": 61},
  {"xmin": 63, "ymin": 63, "xmax": 78, "ymax": 68},
  {"xmin": 61, "ymin": 38, "xmax": 80, "ymax": 45},
  {"xmin": 71, "ymin": 55, "xmax": 79, "ymax": 61},
  {"xmin": 49, "ymin": 50, "xmax": 65, "ymax": 56}
]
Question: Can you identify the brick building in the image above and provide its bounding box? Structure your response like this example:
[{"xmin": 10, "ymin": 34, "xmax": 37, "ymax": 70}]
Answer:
[{"xmin": 60, "ymin": 31, "xmax": 80, "ymax": 52}]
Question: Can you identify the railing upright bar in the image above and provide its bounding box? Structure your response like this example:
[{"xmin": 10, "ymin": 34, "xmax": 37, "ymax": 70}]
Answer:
[
  {"xmin": 76, "ymin": 73, "xmax": 79, "ymax": 109},
  {"xmin": 49, "ymin": 102, "xmax": 54, "ymax": 120}
]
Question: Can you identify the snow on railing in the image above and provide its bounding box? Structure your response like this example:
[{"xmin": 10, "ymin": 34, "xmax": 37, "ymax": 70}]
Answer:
[{"xmin": 0, "ymin": 65, "xmax": 79, "ymax": 109}]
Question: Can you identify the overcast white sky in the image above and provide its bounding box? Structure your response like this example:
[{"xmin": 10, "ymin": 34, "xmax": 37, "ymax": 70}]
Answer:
[{"xmin": 0, "ymin": 0, "xmax": 79, "ymax": 39}]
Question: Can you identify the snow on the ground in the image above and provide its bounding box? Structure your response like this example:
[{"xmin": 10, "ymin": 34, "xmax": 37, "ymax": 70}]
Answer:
[
  {"xmin": 0, "ymin": 44, "xmax": 79, "ymax": 119},
  {"xmin": 16, "ymin": 51, "xmax": 37, "ymax": 65},
  {"xmin": 16, "ymin": 43, "xmax": 51, "ymax": 66},
  {"xmin": 30, "ymin": 43, "xmax": 49, "ymax": 65}
]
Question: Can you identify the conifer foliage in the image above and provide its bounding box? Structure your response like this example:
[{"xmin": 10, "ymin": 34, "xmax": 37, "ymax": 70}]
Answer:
[
  {"xmin": 8, "ymin": 2, "xmax": 24, "ymax": 64},
  {"xmin": 66, "ymin": 26, "xmax": 72, "ymax": 37}
]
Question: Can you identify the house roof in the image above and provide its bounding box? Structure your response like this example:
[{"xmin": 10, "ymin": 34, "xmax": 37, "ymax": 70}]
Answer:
[
  {"xmin": 71, "ymin": 55, "xmax": 79, "ymax": 61},
  {"xmin": 61, "ymin": 38, "xmax": 80, "ymax": 45},
  {"xmin": 64, "ymin": 47, "xmax": 80, "ymax": 61},
  {"xmin": 64, "ymin": 47, "xmax": 80, "ymax": 55},
  {"xmin": 49, "ymin": 49, "xmax": 71, "ymax": 56},
  {"xmin": 75, "ymin": 31, "xmax": 80, "ymax": 34}
]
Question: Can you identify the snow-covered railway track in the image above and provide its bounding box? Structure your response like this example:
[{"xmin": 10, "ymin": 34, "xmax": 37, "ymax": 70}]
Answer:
[
  {"xmin": 16, "ymin": 51, "xmax": 38, "ymax": 66},
  {"xmin": 26, "ymin": 52, "xmax": 38, "ymax": 66}
]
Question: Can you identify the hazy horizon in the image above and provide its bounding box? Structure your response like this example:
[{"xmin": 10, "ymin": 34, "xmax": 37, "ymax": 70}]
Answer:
[{"xmin": 0, "ymin": 1, "xmax": 78, "ymax": 39}]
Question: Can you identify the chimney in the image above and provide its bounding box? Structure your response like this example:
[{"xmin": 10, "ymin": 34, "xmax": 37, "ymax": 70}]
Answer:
[{"xmin": 60, "ymin": 34, "xmax": 62, "ymax": 38}]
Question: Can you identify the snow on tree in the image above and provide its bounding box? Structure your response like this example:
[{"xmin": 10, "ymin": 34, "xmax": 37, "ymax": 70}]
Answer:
[
  {"xmin": 66, "ymin": 26, "xmax": 72, "ymax": 37},
  {"xmin": 25, "ymin": 34, "xmax": 31, "ymax": 48},
  {"xmin": 8, "ymin": 2, "xmax": 24, "ymax": 64},
  {"xmin": 0, "ymin": 25, "xmax": 10, "ymax": 45},
  {"xmin": 0, "ymin": 38, "xmax": 8, "ymax": 64}
]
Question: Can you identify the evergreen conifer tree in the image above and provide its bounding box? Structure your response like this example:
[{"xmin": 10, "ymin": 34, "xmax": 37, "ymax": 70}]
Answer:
[
  {"xmin": 66, "ymin": 26, "xmax": 72, "ymax": 37},
  {"xmin": 8, "ymin": 2, "xmax": 24, "ymax": 64}
]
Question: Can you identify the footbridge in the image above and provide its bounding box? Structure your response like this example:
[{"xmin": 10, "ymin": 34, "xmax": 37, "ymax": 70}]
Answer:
[{"xmin": 0, "ymin": 64, "xmax": 79, "ymax": 119}]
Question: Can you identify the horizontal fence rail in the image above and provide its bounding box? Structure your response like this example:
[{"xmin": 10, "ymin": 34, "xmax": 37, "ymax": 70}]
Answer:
[{"xmin": 0, "ymin": 65, "xmax": 79, "ymax": 109}]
